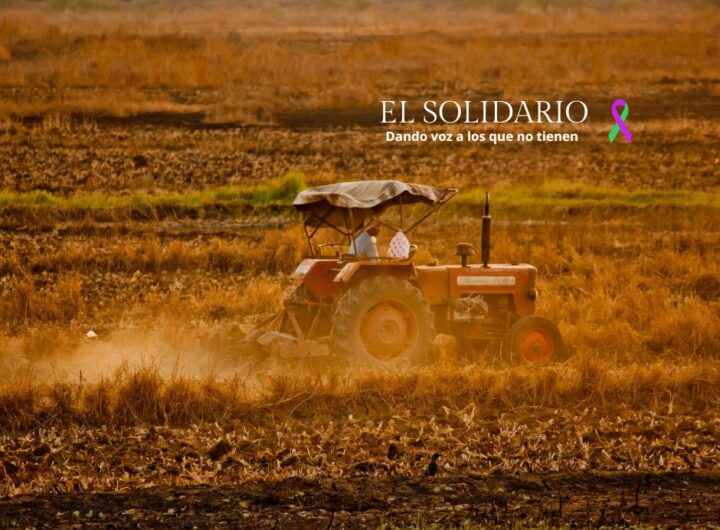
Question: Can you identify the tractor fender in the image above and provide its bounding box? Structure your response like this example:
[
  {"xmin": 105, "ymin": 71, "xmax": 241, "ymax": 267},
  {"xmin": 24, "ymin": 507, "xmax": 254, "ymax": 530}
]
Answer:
[{"xmin": 333, "ymin": 261, "xmax": 415, "ymax": 286}]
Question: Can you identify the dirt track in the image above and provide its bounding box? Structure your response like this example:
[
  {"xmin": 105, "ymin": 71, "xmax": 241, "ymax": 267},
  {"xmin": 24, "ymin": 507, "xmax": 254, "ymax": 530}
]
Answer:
[{"xmin": 2, "ymin": 471, "xmax": 720, "ymax": 528}]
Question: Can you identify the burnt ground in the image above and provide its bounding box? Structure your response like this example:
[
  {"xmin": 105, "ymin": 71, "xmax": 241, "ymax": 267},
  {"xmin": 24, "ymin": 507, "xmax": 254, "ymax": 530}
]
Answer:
[{"xmin": 2, "ymin": 472, "xmax": 720, "ymax": 528}]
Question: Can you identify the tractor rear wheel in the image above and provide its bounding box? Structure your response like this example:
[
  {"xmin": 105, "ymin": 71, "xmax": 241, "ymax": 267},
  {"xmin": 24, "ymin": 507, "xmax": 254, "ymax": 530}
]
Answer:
[
  {"xmin": 331, "ymin": 275, "xmax": 436, "ymax": 368},
  {"xmin": 506, "ymin": 316, "xmax": 565, "ymax": 365}
]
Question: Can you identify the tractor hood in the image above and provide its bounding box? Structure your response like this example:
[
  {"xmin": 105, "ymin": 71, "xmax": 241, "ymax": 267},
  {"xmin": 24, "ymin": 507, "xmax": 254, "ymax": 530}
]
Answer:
[{"xmin": 294, "ymin": 180, "xmax": 456, "ymax": 228}]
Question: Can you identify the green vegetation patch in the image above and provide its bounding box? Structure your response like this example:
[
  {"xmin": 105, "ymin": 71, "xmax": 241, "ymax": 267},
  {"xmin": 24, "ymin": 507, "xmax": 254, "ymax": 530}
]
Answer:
[
  {"xmin": 0, "ymin": 171, "xmax": 306, "ymax": 211},
  {"xmin": 459, "ymin": 182, "xmax": 720, "ymax": 211},
  {"xmin": 0, "ymin": 177, "xmax": 718, "ymax": 222}
]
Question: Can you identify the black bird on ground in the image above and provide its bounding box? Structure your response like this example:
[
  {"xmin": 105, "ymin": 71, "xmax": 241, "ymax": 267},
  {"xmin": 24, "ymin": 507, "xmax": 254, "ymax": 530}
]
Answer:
[
  {"xmin": 425, "ymin": 453, "xmax": 441, "ymax": 477},
  {"xmin": 208, "ymin": 440, "xmax": 232, "ymax": 461},
  {"xmin": 387, "ymin": 443, "xmax": 401, "ymax": 460}
]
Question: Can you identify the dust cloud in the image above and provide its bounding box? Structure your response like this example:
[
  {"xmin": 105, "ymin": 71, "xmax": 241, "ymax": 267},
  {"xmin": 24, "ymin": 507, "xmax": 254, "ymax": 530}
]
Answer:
[{"xmin": 0, "ymin": 325, "xmax": 251, "ymax": 383}]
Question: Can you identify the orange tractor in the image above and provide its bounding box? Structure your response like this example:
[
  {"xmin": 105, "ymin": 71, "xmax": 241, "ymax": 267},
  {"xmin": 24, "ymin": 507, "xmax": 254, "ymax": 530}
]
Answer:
[{"xmin": 250, "ymin": 180, "xmax": 564, "ymax": 367}]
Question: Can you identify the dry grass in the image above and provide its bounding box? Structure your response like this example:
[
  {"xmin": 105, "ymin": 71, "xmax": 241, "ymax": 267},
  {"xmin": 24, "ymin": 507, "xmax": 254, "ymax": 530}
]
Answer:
[
  {"xmin": 0, "ymin": 6, "xmax": 717, "ymax": 120},
  {"xmin": 193, "ymin": 275, "xmax": 287, "ymax": 320},
  {"xmin": 11, "ymin": 231, "xmax": 303, "ymax": 275},
  {"xmin": 1, "ymin": 358, "xmax": 718, "ymax": 432},
  {"xmin": 0, "ymin": 273, "xmax": 84, "ymax": 327}
]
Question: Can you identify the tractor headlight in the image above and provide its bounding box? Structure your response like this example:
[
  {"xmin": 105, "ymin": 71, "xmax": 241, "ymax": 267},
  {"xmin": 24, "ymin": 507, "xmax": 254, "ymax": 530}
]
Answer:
[{"xmin": 527, "ymin": 288, "xmax": 538, "ymax": 301}]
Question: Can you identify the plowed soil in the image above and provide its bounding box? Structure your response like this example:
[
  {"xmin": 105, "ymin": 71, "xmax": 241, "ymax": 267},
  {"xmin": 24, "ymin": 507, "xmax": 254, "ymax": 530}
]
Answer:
[{"xmin": 3, "ymin": 472, "xmax": 720, "ymax": 528}]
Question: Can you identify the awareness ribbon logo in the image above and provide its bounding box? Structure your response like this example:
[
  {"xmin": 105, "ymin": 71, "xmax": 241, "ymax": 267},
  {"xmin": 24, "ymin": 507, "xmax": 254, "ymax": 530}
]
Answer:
[{"xmin": 608, "ymin": 99, "xmax": 631, "ymax": 143}]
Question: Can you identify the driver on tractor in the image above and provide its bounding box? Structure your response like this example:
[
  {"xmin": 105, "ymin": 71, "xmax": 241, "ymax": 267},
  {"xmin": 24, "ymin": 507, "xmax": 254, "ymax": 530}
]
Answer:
[{"xmin": 348, "ymin": 223, "xmax": 380, "ymax": 258}]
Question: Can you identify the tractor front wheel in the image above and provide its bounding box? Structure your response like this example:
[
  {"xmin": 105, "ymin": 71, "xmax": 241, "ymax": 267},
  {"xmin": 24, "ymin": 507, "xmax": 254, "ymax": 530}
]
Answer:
[
  {"xmin": 506, "ymin": 316, "xmax": 565, "ymax": 365},
  {"xmin": 332, "ymin": 275, "xmax": 436, "ymax": 368}
]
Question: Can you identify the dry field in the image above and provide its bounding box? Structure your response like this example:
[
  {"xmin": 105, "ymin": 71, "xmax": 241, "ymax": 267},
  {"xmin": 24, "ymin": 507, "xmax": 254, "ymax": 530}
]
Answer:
[{"xmin": 0, "ymin": 1, "xmax": 719, "ymax": 528}]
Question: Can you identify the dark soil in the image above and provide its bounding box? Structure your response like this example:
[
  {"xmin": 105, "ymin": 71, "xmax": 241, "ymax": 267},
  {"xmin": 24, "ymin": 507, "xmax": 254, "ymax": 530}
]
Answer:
[{"xmin": 2, "ymin": 471, "xmax": 719, "ymax": 528}]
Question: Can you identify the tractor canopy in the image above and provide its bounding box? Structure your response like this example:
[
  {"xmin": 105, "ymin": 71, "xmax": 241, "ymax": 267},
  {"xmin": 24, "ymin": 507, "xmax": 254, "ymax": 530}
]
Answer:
[{"xmin": 294, "ymin": 180, "xmax": 457, "ymax": 235}]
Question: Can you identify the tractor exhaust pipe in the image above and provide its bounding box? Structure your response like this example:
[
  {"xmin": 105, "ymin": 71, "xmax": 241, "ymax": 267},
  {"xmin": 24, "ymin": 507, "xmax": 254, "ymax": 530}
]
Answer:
[{"xmin": 481, "ymin": 191, "xmax": 491, "ymax": 268}]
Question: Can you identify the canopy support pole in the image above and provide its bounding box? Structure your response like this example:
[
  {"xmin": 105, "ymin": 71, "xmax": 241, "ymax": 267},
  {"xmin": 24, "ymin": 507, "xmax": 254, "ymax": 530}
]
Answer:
[
  {"xmin": 405, "ymin": 189, "xmax": 458, "ymax": 234},
  {"xmin": 348, "ymin": 208, "xmax": 357, "ymax": 252},
  {"xmin": 399, "ymin": 194, "xmax": 404, "ymax": 230},
  {"xmin": 303, "ymin": 223, "xmax": 315, "ymax": 256}
]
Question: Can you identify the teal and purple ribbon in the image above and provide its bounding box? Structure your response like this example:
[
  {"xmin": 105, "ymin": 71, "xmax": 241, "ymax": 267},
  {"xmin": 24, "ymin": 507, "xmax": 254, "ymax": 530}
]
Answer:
[{"xmin": 608, "ymin": 99, "xmax": 631, "ymax": 143}]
